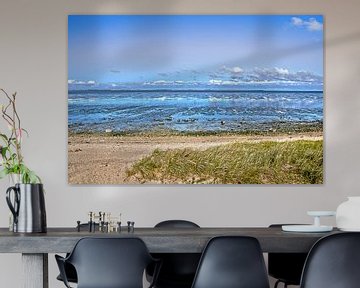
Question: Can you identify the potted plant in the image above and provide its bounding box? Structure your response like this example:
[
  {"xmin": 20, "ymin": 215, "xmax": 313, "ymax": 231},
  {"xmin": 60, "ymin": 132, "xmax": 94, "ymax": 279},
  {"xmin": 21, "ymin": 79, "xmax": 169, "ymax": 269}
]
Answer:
[
  {"xmin": 0, "ymin": 88, "xmax": 46, "ymax": 233},
  {"xmin": 0, "ymin": 89, "xmax": 40, "ymax": 183}
]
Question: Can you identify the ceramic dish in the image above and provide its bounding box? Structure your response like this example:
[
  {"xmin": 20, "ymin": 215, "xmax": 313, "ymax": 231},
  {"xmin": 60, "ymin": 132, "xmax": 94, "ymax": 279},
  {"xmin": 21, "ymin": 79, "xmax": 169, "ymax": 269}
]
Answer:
[{"xmin": 282, "ymin": 225, "xmax": 333, "ymax": 232}]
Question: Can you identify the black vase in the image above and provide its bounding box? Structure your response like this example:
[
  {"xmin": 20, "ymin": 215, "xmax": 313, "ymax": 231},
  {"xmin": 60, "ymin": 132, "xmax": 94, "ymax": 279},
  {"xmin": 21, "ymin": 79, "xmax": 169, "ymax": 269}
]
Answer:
[{"xmin": 6, "ymin": 183, "xmax": 47, "ymax": 233}]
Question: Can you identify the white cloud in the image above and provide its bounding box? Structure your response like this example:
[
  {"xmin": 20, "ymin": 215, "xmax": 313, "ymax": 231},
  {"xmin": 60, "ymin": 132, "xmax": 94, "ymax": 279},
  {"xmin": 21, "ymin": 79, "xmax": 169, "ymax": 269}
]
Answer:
[
  {"xmin": 291, "ymin": 17, "xmax": 304, "ymax": 26},
  {"xmin": 68, "ymin": 79, "xmax": 96, "ymax": 85},
  {"xmin": 249, "ymin": 67, "xmax": 322, "ymax": 84},
  {"xmin": 121, "ymin": 66, "xmax": 322, "ymax": 88},
  {"xmin": 291, "ymin": 17, "xmax": 323, "ymax": 31},
  {"xmin": 221, "ymin": 65, "xmax": 244, "ymax": 74},
  {"xmin": 153, "ymin": 80, "xmax": 168, "ymax": 84},
  {"xmin": 232, "ymin": 67, "xmax": 243, "ymax": 73},
  {"xmin": 208, "ymin": 79, "xmax": 241, "ymax": 85},
  {"xmin": 143, "ymin": 80, "xmax": 189, "ymax": 86},
  {"xmin": 209, "ymin": 65, "xmax": 322, "ymax": 86},
  {"xmin": 307, "ymin": 18, "xmax": 323, "ymax": 31},
  {"xmin": 209, "ymin": 79, "xmax": 223, "ymax": 85},
  {"xmin": 275, "ymin": 67, "xmax": 289, "ymax": 75},
  {"xmin": 223, "ymin": 80, "xmax": 241, "ymax": 85}
]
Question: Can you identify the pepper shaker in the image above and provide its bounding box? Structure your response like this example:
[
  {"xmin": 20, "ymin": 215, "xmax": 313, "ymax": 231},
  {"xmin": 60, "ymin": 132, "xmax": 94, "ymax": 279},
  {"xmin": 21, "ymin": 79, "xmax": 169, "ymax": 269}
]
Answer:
[
  {"xmin": 77, "ymin": 221, "xmax": 81, "ymax": 232},
  {"xmin": 88, "ymin": 211, "xmax": 93, "ymax": 232}
]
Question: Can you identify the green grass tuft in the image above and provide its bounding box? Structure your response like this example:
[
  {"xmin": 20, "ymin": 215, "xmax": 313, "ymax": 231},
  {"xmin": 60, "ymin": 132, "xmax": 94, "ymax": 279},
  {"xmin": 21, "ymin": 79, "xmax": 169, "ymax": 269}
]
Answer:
[{"xmin": 126, "ymin": 140, "xmax": 323, "ymax": 184}]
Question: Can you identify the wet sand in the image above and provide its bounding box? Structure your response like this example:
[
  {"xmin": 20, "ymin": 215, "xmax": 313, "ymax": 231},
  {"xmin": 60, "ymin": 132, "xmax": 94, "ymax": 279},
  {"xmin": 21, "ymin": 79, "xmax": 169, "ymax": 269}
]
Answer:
[{"xmin": 68, "ymin": 132, "xmax": 322, "ymax": 184}]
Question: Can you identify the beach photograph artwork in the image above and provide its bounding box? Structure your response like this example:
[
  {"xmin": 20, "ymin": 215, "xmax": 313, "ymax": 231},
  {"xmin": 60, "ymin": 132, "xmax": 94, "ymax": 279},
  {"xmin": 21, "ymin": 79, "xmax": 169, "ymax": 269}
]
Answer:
[{"xmin": 68, "ymin": 15, "xmax": 323, "ymax": 184}]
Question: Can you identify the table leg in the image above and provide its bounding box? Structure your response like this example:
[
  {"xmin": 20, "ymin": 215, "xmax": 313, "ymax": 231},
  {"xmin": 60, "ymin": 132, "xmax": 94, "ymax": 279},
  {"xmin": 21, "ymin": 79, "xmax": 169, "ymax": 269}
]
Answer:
[{"xmin": 22, "ymin": 253, "xmax": 48, "ymax": 288}]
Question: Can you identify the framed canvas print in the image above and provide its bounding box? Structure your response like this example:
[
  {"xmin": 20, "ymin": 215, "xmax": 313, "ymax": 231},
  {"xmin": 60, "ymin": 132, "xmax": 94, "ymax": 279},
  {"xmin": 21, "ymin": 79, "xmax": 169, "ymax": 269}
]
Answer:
[{"xmin": 68, "ymin": 15, "xmax": 323, "ymax": 185}]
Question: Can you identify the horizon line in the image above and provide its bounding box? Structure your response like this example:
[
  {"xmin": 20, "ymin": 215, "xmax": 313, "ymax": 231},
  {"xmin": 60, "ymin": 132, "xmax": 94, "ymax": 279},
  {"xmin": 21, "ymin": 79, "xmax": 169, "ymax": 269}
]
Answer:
[{"xmin": 68, "ymin": 89, "xmax": 323, "ymax": 93}]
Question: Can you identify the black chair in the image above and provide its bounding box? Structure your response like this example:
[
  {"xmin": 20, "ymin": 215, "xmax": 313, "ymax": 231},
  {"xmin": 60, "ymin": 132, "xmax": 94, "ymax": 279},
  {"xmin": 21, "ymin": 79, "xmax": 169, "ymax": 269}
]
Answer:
[
  {"xmin": 55, "ymin": 237, "xmax": 160, "ymax": 288},
  {"xmin": 147, "ymin": 220, "xmax": 201, "ymax": 288},
  {"xmin": 300, "ymin": 232, "xmax": 360, "ymax": 288},
  {"xmin": 56, "ymin": 262, "xmax": 77, "ymax": 284},
  {"xmin": 268, "ymin": 224, "xmax": 308, "ymax": 288},
  {"xmin": 191, "ymin": 236, "xmax": 270, "ymax": 288},
  {"xmin": 56, "ymin": 223, "xmax": 99, "ymax": 284},
  {"xmin": 154, "ymin": 220, "xmax": 200, "ymax": 229}
]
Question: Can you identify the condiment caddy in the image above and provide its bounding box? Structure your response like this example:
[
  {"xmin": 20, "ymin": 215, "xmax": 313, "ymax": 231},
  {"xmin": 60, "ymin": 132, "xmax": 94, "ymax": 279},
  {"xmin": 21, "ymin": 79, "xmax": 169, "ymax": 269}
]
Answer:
[{"xmin": 76, "ymin": 211, "xmax": 135, "ymax": 233}]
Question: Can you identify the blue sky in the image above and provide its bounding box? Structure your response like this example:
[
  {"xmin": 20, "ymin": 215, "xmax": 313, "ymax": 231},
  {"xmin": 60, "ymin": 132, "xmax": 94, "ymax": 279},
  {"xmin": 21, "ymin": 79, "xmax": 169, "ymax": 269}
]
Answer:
[{"xmin": 68, "ymin": 15, "xmax": 323, "ymax": 90}]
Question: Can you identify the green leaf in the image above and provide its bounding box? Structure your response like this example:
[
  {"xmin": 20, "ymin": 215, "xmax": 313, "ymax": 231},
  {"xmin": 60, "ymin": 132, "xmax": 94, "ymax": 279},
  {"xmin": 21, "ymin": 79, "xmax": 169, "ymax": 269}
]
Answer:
[
  {"xmin": 28, "ymin": 171, "xmax": 41, "ymax": 184},
  {"xmin": 0, "ymin": 168, "xmax": 9, "ymax": 179},
  {"xmin": 21, "ymin": 128, "xmax": 29, "ymax": 137},
  {"xmin": 1, "ymin": 146, "xmax": 8, "ymax": 158},
  {"xmin": 0, "ymin": 133, "xmax": 8, "ymax": 142},
  {"xmin": 10, "ymin": 153, "xmax": 17, "ymax": 161},
  {"xmin": 11, "ymin": 165, "xmax": 20, "ymax": 174},
  {"xmin": 18, "ymin": 164, "xmax": 41, "ymax": 184}
]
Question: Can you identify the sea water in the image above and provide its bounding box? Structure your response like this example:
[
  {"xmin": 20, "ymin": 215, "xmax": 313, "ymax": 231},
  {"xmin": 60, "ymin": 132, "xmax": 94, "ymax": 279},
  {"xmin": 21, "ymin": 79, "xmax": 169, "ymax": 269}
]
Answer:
[{"xmin": 68, "ymin": 90, "xmax": 323, "ymax": 133}]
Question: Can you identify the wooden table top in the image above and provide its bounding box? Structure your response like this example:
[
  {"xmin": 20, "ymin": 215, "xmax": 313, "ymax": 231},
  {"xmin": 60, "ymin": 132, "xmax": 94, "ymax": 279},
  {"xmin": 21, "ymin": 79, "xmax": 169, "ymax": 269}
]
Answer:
[{"xmin": 0, "ymin": 227, "xmax": 339, "ymax": 253}]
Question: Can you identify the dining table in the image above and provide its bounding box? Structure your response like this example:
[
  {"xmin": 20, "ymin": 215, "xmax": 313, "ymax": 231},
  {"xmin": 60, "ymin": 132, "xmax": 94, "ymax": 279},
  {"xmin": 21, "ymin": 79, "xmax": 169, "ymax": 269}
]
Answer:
[{"xmin": 0, "ymin": 226, "xmax": 339, "ymax": 288}]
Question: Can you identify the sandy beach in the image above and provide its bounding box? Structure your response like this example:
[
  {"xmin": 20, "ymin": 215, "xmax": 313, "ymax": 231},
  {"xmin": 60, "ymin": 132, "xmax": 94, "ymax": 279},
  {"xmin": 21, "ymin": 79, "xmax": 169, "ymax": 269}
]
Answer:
[{"xmin": 68, "ymin": 132, "xmax": 322, "ymax": 184}]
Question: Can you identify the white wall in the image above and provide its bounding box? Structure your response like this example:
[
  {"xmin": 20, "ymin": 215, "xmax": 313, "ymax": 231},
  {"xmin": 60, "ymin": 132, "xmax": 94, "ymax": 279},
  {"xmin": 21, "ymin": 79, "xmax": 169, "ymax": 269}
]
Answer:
[{"xmin": 1, "ymin": 0, "xmax": 360, "ymax": 287}]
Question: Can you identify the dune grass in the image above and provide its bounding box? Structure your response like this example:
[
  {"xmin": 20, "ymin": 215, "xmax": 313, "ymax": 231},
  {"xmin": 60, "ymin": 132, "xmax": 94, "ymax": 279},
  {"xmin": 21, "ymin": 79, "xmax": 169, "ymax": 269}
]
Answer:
[{"xmin": 126, "ymin": 140, "xmax": 323, "ymax": 184}]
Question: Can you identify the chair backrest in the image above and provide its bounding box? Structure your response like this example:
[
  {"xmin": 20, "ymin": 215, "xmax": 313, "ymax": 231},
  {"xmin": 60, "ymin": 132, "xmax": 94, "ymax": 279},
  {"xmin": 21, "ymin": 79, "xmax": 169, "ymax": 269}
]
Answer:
[
  {"xmin": 191, "ymin": 236, "xmax": 270, "ymax": 288},
  {"xmin": 67, "ymin": 237, "xmax": 154, "ymax": 288},
  {"xmin": 300, "ymin": 232, "xmax": 360, "ymax": 288},
  {"xmin": 268, "ymin": 224, "xmax": 308, "ymax": 285},
  {"xmin": 155, "ymin": 220, "xmax": 200, "ymax": 228},
  {"xmin": 151, "ymin": 220, "xmax": 201, "ymax": 285}
]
